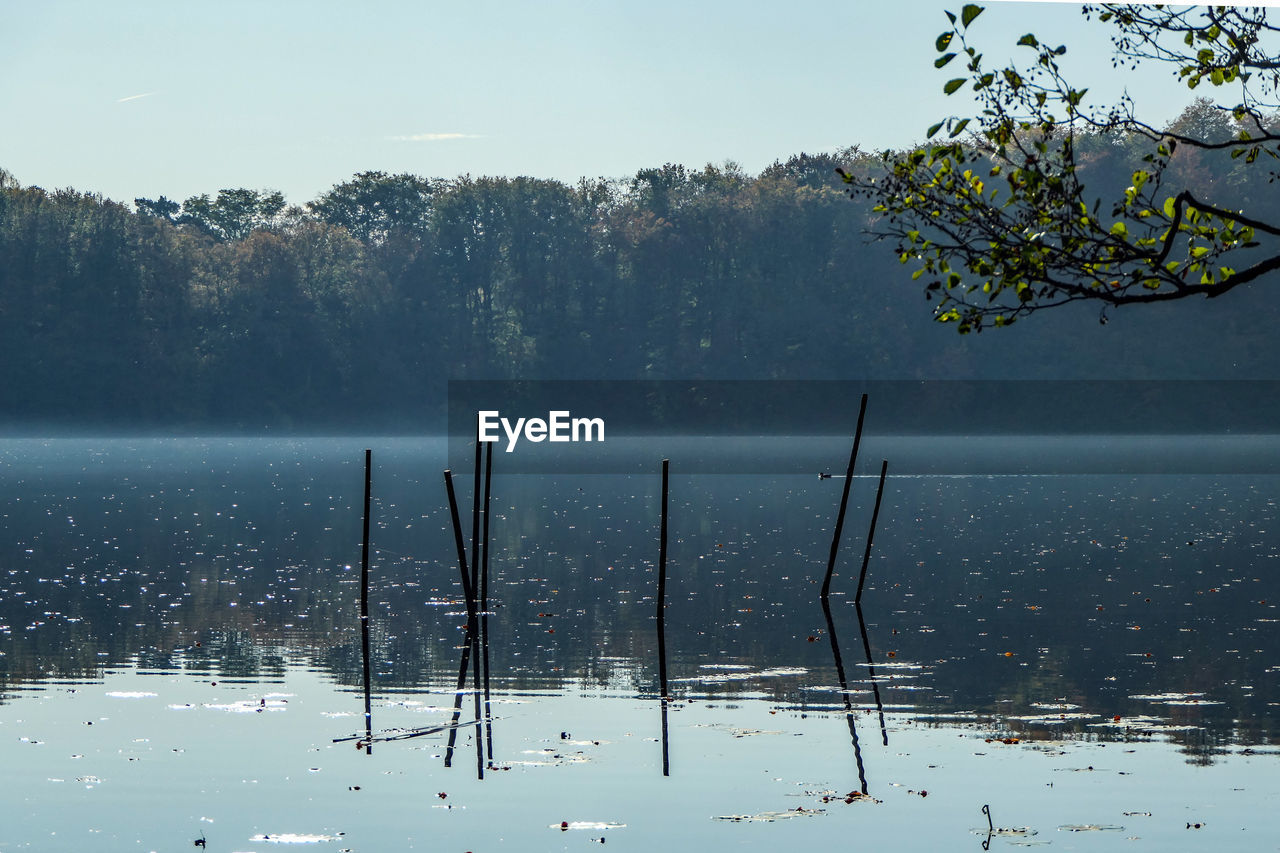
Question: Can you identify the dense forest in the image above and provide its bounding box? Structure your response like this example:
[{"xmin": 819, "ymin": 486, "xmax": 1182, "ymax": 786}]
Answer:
[{"xmin": 2, "ymin": 101, "xmax": 1279, "ymax": 431}]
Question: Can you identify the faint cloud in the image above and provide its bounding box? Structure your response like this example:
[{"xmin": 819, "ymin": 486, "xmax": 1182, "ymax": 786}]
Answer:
[
  {"xmin": 116, "ymin": 92, "xmax": 156, "ymax": 103},
  {"xmin": 388, "ymin": 132, "xmax": 485, "ymax": 142}
]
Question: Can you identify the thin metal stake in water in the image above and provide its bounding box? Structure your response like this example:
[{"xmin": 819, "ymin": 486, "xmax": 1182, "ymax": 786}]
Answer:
[
  {"xmin": 821, "ymin": 394, "xmax": 868, "ymax": 599},
  {"xmin": 656, "ymin": 458, "xmax": 670, "ymax": 701},
  {"xmin": 443, "ymin": 470, "xmax": 475, "ymax": 607},
  {"xmin": 469, "ymin": 434, "xmax": 484, "ymax": 779},
  {"xmin": 359, "ymin": 448, "xmax": 373, "ymax": 755},
  {"xmin": 854, "ymin": 460, "xmax": 889, "ymax": 605},
  {"xmin": 481, "ymin": 441, "xmax": 495, "ymax": 762},
  {"xmin": 442, "ymin": 470, "xmax": 475, "ymax": 769}
]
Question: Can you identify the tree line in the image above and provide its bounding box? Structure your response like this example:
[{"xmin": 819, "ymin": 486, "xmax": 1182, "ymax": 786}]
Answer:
[{"xmin": 1, "ymin": 119, "xmax": 1278, "ymax": 431}]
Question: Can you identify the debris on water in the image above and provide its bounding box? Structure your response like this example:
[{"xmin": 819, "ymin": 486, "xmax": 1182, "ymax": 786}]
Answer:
[
  {"xmin": 1058, "ymin": 824, "xmax": 1125, "ymax": 832},
  {"xmin": 671, "ymin": 666, "xmax": 807, "ymax": 684},
  {"xmin": 248, "ymin": 832, "xmax": 343, "ymax": 843},
  {"xmin": 551, "ymin": 821, "xmax": 625, "ymax": 831},
  {"xmin": 972, "ymin": 828, "xmax": 1038, "ymax": 837},
  {"xmin": 714, "ymin": 808, "xmax": 826, "ymax": 822}
]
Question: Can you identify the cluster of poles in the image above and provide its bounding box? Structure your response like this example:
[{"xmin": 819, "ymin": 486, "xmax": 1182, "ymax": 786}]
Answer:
[
  {"xmin": 342, "ymin": 393, "xmax": 894, "ymax": 787},
  {"xmin": 338, "ymin": 439, "xmax": 497, "ymax": 779}
]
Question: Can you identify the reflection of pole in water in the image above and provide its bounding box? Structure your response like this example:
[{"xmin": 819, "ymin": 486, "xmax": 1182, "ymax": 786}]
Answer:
[
  {"xmin": 821, "ymin": 596, "xmax": 867, "ymax": 794},
  {"xmin": 821, "ymin": 394, "xmax": 868, "ymax": 599},
  {"xmin": 443, "ymin": 624, "xmax": 474, "ymax": 769},
  {"xmin": 855, "ymin": 460, "xmax": 889, "ymax": 605},
  {"xmin": 442, "ymin": 470, "xmax": 477, "ymax": 770},
  {"xmin": 855, "ymin": 601, "xmax": 889, "ymax": 747},
  {"xmin": 660, "ymin": 697, "xmax": 671, "ymax": 777},
  {"xmin": 481, "ymin": 441, "xmax": 495, "ymax": 763},
  {"xmin": 359, "ymin": 448, "xmax": 373, "ymax": 756},
  {"xmin": 469, "ymin": 437, "xmax": 485, "ymax": 779}
]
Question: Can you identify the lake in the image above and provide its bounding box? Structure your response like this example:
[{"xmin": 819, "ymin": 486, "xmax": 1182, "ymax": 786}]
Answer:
[{"xmin": 0, "ymin": 436, "xmax": 1277, "ymax": 850}]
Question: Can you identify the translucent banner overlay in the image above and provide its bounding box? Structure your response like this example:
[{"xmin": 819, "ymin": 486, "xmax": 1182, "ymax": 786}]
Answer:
[{"xmin": 446, "ymin": 380, "xmax": 1280, "ymax": 474}]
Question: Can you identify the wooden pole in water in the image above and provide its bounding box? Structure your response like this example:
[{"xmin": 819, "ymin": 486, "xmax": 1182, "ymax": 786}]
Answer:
[
  {"xmin": 821, "ymin": 394, "xmax": 868, "ymax": 599},
  {"xmin": 481, "ymin": 441, "xmax": 495, "ymax": 762},
  {"xmin": 854, "ymin": 460, "xmax": 889, "ymax": 605},
  {"xmin": 359, "ymin": 448, "xmax": 373, "ymax": 755},
  {"xmin": 656, "ymin": 459, "xmax": 670, "ymax": 700}
]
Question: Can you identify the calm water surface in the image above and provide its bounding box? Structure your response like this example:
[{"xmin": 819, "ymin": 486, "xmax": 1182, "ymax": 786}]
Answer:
[{"xmin": 0, "ymin": 437, "xmax": 1277, "ymax": 850}]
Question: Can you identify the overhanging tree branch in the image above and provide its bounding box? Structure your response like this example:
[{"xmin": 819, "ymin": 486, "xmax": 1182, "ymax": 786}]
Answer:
[{"xmin": 842, "ymin": 3, "xmax": 1280, "ymax": 333}]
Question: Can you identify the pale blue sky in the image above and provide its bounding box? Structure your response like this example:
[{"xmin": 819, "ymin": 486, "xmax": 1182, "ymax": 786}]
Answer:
[{"xmin": 3, "ymin": 1, "xmax": 1209, "ymax": 206}]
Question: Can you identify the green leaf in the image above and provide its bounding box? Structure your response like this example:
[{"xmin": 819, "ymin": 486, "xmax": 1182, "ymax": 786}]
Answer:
[
  {"xmin": 927, "ymin": 121, "xmax": 944, "ymax": 138},
  {"xmin": 936, "ymin": 31, "xmax": 954, "ymax": 51},
  {"xmin": 949, "ymin": 118, "xmax": 970, "ymax": 137},
  {"xmin": 1163, "ymin": 196, "xmax": 1177, "ymax": 218},
  {"xmin": 1016, "ymin": 33, "xmax": 1038, "ymax": 47},
  {"xmin": 945, "ymin": 9, "xmax": 957, "ymax": 24},
  {"xmin": 1110, "ymin": 221, "xmax": 1128, "ymax": 237},
  {"xmin": 961, "ymin": 4, "xmax": 983, "ymax": 28},
  {"xmin": 944, "ymin": 78, "xmax": 966, "ymax": 95}
]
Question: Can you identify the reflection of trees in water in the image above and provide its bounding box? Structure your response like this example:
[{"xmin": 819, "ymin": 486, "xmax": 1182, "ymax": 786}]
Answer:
[{"xmin": 2, "ymin": 451, "xmax": 1277, "ymax": 759}]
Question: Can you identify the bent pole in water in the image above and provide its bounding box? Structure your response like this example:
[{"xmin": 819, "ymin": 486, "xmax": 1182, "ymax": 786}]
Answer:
[{"xmin": 821, "ymin": 394, "xmax": 869, "ymax": 599}]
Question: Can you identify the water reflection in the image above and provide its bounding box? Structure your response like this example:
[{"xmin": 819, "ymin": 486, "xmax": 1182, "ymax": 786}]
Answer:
[{"xmin": 0, "ymin": 437, "xmax": 1277, "ymax": 758}]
